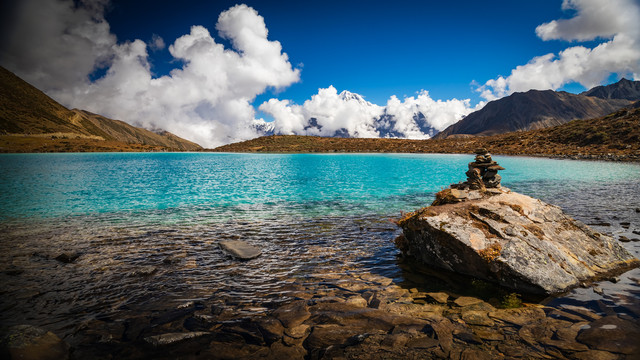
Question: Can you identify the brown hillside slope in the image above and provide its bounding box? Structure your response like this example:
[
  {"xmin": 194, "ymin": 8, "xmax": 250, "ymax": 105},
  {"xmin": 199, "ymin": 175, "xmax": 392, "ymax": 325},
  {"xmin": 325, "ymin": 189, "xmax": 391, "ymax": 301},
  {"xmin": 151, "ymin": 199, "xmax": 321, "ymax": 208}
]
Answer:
[
  {"xmin": 212, "ymin": 107, "xmax": 640, "ymax": 161},
  {"xmin": 0, "ymin": 66, "xmax": 201, "ymax": 152},
  {"xmin": 69, "ymin": 109, "xmax": 201, "ymax": 151},
  {"xmin": 436, "ymin": 88, "xmax": 632, "ymax": 138}
]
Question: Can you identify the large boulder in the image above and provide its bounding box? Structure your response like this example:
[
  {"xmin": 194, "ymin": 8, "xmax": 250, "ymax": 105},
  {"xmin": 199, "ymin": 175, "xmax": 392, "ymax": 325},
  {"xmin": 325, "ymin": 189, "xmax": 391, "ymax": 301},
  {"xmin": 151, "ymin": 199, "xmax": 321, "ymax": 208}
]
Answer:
[{"xmin": 396, "ymin": 187, "xmax": 639, "ymax": 295}]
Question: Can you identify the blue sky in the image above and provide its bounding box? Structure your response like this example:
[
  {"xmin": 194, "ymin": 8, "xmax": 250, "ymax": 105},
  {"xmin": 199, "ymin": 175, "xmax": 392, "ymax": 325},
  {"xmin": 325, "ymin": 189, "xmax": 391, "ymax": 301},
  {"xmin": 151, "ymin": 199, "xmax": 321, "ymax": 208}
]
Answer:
[
  {"xmin": 106, "ymin": 0, "xmax": 588, "ymax": 105},
  {"xmin": 1, "ymin": 0, "xmax": 638, "ymax": 146}
]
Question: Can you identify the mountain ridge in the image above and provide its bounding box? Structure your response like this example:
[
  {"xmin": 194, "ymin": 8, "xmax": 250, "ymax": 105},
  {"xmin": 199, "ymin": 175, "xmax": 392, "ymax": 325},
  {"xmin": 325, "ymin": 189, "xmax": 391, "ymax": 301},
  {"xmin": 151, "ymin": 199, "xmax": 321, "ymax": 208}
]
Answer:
[
  {"xmin": 212, "ymin": 106, "xmax": 640, "ymax": 162},
  {"xmin": 436, "ymin": 79, "xmax": 639, "ymax": 138},
  {"xmin": 581, "ymin": 78, "xmax": 640, "ymax": 100},
  {"xmin": 0, "ymin": 66, "xmax": 201, "ymax": 152}
]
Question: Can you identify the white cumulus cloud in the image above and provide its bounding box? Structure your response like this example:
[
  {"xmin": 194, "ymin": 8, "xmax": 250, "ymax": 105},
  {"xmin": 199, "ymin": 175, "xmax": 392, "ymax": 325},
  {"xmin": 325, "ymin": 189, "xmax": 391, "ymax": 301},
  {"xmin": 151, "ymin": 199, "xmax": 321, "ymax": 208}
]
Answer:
[
  {"xmin": 0, "ymin": 0, "xmax": 116, "ymax": 93},
  {"xmin": 478, "ymin": 0, "xmax": 640, "ymax": 101},
  {"xmin": 1, "ymin": 1, "xmax": 300, "ymax": 147},
  {"xmin": 260, "ymin": 87, "xmax": 481, "ymax": 139},
  {"xmin": 149, "ymin": 34, "xmax": 165, "ymax": 51}
]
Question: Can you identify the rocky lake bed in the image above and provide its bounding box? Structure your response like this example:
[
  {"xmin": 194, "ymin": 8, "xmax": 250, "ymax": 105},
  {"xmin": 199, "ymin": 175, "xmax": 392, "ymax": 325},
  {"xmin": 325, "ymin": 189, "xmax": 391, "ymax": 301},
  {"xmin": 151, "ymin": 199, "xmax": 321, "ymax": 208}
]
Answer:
[{"xmin": 3, "ymin": 204, "xmax": 640, "ymax": 359}]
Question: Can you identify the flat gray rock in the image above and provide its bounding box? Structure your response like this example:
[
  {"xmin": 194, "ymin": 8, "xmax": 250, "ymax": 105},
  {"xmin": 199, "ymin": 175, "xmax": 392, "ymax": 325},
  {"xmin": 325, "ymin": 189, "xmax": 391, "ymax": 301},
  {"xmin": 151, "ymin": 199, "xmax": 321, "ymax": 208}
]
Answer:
[
  {"xmin": 144, "ymin": 332, "xmax": 209, "ymax": 347},
  {"xmin": 219, "ymin": 240, "xmax": 262, "ymax": 260}
]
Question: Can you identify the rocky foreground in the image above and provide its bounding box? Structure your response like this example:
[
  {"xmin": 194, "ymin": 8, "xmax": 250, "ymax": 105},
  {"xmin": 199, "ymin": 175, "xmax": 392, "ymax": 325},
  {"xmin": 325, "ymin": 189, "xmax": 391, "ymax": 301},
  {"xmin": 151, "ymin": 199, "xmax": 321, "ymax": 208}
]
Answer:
[{"xmin": 4, "ymin": 280, "xmax": 640, "ymax": 360}]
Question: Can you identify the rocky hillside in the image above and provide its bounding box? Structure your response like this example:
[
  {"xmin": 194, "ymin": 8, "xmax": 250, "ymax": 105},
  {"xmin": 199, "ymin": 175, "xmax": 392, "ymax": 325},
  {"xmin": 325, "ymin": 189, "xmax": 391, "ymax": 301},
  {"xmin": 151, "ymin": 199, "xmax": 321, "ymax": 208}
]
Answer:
[
  {"xmin": 436, "ymin": 79, "xmax": 638, "ymax": 138},
  {"xmin": 0, "ymin": 66, "xmax": 201, "ymax": 152},
  {"xmin": 582, "ymin": 78, "xmax": 640, "ymax": 101},
  {"xmin": 212, "ymin": 106, "xmax": 640, "ymax": 161}
]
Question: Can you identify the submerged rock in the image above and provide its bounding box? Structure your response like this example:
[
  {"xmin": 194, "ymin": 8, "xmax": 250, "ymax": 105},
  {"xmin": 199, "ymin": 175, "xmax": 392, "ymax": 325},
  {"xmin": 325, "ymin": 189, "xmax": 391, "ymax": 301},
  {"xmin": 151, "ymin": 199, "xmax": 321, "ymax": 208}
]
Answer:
[
  {"xmin": 1, "ymin": 325, "xmax": 70, "ymax": 360},
  {"xmin": 576, "ymin": 315, "xmax": 640, "ymax": 354},
  {"xmin": 54, "ymin": 252, "xmax": 79, "ymax": 263},
  {"xmin": 397, "ymin": 186, "xmax": 639, "ymax": 295},
  {"xmin": 143, "ymin": 331, "xmax": 209, "ymax": 347},
  {"xmin": 218, "ymin": 240, "xmax": 262, "ymax": 260}
]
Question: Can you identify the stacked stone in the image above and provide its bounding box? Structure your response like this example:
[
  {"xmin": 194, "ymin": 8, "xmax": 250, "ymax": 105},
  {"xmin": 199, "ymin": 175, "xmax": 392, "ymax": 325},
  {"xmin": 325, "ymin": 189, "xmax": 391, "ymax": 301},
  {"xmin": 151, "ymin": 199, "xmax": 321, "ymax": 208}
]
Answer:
[{"xmin": 460, "ymin": 148, "xmax": 505, "ymax": 189}]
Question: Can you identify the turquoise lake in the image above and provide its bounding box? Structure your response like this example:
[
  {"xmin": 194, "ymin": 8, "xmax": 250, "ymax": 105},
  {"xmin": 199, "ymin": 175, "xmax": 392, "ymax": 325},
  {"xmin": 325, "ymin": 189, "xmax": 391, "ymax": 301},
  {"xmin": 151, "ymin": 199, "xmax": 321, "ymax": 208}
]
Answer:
[
  {"xmin": 1, "ymin": 152, "xmax": 639, "ymax": 342},
  {"xmin": 1, "ymin": 152, "xmax": 639, "ymax": 221}
]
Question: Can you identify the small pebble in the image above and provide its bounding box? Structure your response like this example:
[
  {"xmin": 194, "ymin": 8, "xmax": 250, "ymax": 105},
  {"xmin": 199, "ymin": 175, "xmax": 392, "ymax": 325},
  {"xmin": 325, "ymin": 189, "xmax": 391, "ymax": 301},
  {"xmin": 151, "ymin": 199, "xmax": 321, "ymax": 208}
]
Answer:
[{"xmin": 593, "ymin": 286, "xmax": 604, "ymax": 295}]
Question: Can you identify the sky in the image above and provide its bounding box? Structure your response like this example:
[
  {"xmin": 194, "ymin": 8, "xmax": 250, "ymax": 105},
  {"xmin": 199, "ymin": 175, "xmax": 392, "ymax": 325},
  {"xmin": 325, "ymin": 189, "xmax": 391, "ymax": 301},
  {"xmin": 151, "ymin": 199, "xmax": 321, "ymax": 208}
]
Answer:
[{"xmin": 1, "ymin": 0, "xmax": 639, "ymax": 147}]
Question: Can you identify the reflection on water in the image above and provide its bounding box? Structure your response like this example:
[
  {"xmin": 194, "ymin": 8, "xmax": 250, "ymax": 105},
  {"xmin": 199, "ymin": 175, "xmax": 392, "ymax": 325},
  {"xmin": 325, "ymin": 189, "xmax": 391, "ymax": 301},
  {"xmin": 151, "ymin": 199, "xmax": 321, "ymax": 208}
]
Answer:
[{"xmin": 0, "ymin": 153, "xmax": 639, "ymax": 347}]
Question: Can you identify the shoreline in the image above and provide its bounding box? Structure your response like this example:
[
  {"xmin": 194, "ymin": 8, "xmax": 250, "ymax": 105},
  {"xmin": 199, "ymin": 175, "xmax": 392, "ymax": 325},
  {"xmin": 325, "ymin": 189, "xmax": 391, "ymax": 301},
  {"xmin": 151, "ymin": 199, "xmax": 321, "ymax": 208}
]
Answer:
[{"xmin": 3, "ymin": 148, "xmax": 640, "ymax": 163}]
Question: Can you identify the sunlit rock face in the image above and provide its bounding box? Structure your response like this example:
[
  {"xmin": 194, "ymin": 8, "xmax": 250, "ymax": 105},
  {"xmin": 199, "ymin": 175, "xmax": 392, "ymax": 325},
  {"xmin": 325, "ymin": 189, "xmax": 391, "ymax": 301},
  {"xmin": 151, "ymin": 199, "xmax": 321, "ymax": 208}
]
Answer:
[{"xmin": 397, "ymin": 187, "xmax": 639, "ymax": 295}]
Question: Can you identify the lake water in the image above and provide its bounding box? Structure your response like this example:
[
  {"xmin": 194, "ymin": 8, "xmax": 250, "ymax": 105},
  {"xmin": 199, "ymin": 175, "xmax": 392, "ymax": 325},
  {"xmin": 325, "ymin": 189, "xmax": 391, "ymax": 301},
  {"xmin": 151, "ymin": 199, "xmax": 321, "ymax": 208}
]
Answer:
[{"xmin": 1, "ymin": 153, "xmax": 639, "ymax": 346}]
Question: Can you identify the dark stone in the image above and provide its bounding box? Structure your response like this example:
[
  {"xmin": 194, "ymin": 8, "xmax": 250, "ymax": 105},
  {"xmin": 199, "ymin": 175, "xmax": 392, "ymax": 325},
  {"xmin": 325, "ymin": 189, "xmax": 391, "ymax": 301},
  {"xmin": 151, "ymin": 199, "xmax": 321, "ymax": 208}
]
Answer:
[
  {"xmin": 473, "ymin": 327, "xmax": 504, "ymax": 341},
  {"xmin": 406, "ymin": 336, "xmax": 439, "ymax": 349},
  {"xmin": 380, "ymin": 333, "xmax": 410, "ymax": 348},
  {"xmin": 151, "ymin": 307, "xmax": 195, "ymax": 326},
  {"xmin": 344, "ymin": 333, "xmax": 370, "ymax": 346},
  {"xmin": 269, "ymin": 342, "xmax": 306, "ymax": 360},
  {"xmin": 489, "ymin": 307, "xmax": 547, "ymax": 326},
  {"xmin": 576, "ymin": 315, "xmax": 640, "ymax": 354},
  {"xmin": 284, "ymin": 324, "xmax": 310, "ymax": 340},
  {"xmin": 482, "ymin": 170, "xmax": 498, "ymax": 179},
  {"xmin": 225, "ymin": 325, "xmax": 266, "ymax": 346},
  {"xmin": 453, "ymin": 296, "xmax": 484, "ymax": 307},
  {"xmin": 588, "ymin": 222, "xmax": 611, "ymax": 226},
  {"xmin": 256, "ymin": 318, "xmax": 284, "ymax": 345},
  {"xmin": 4, "ymin": 266, "xmax": 24, "ymax": 276},
  {"xmin": 55, "ymin": 252, "xmax": 79, "ymax": 263},
  {"xmin": 273, "ymin": 301, "xmax": 310, "ymax": 328},
  {"xmin": 183, "ymin": 314, "xmax": 216, "ymax": 331},
  {"xmin": 123, "ymin": 317, "xmax": 151, "ymax": 341},
  {"xmin": 540, "ymin": 338, "xmax": 589, "ymax": 352},
  {"xmin": 425, "ymin": 292, "xmax": 449, "ymax": 304},
  {"xmin": 143, "ymin": 332, "xmax": 209, "ymax": 347},
  {"xmin": 460, "ymin": 348, "xmax": 492, "ymax": 360},
  {"xmin": 129, "ymin": 265, "xmax": 157, "ymax": 277},
  {"xmin": 1, "ymin": 325, "xmax": 70, "ymax": 360},
  {"xmin": 454, "ymin": 330, "xmax": 483, "ymax": 345},
  {"xmin": 304, "ymin": 324, "xmax": 361, "ymax": 349},
  {"xmin": 484, "ymin": 174, "xmax": 501, "ymax": 188},
  {"xmin": 573, "ymin": 350, "xmax": 619, "ymax": 360},
  {"xmin": 211, "ymin": 302, "xmax": 225, "ymax": 315}
]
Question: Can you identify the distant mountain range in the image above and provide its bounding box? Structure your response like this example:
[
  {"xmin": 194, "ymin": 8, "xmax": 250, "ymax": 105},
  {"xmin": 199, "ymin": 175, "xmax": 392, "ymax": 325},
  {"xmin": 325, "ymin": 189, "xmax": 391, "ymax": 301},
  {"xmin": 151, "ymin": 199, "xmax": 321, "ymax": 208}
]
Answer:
[
  {"xmin": 251, "ymin": 90, "xmax": 439, "ymax": 139},
  {"xmin": 436, "ymin": 78, "xmax": 640, "ymax": 138},
  {"xmin": 213, "ymin": 106, "xmax": 640, "ymax": 162},
  {"xmin": 0, "ymin": 66, "xmax": 201, "ymax": 151},
  {"xmin": 3, "ymin": 62, "xmax": 639, "ymax": 153},
  {"xmin": 252, "ymin": 78, "xmax": 640, "ymax": 141}
]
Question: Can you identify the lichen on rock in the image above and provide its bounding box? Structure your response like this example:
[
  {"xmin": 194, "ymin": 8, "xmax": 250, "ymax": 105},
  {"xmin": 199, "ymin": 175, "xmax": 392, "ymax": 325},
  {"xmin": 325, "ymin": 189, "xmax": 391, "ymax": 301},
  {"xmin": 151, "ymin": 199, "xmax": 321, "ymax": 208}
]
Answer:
[{"xmin": 397, "ymin": 152, "xmax": 639, "ymax": 295}]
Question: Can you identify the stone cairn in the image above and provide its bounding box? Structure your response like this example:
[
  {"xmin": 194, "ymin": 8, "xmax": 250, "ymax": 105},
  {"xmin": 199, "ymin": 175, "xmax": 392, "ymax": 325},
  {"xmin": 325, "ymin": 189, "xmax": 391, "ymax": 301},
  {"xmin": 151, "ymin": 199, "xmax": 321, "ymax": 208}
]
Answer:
[{"xmin": 453, "ymin": 148, "xmax": 504, "ymax": 190}]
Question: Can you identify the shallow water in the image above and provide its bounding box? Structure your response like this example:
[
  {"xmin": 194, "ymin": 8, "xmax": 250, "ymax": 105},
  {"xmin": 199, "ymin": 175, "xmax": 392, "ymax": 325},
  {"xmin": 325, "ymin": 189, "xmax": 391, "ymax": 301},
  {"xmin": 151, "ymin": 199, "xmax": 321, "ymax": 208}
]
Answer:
[{"xmin": 1, "ymin": 153, "xmax": 639, "ymax": 343}]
